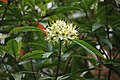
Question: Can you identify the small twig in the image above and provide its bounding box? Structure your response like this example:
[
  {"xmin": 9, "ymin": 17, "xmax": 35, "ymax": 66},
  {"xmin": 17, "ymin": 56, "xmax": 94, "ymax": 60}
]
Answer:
[
  {"xmin": 108, "ymin": 70, "xmax": 111, "ymax": 80},
  {"xmin": 84, "ymin": 10, "xmax": 92, "ymax": 26},
  {"xmin": 96, "ymin": 35, "xmax": 109, "ymax": 59},
  {"xmin": 55, "ymin": 40, "xmax": 62, "ymax": 80},
  {"xmin": 104, "ymin": 0, "xmax": 112, "ymax": 80},
  {"xmin": 104, "ymin": 0, "xmax": 111, "ymax": 58},
  {"xmin": 113, "ymin": 50, "xmax": 120, "ymax": 60}
]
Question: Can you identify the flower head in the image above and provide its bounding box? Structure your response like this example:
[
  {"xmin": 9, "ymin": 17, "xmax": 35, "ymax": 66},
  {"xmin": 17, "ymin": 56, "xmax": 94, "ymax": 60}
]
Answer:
[{"xmin": 46, "ymin": 20, "xmax": 78, "ymax": 43}]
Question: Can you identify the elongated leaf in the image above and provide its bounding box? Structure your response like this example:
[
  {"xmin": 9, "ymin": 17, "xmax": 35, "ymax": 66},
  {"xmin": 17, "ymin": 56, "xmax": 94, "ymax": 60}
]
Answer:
[
  {"xmin": 73, "ymin": 39, "xmax": 104, "ymax": 60},
  {"xmin": 7, "ymin": 39, "xmax": 21, "ymax": 59},
  {"xmin": 19, "ymin": 50, "xmax": 43, "ymax": 60},
  {"xmin": 45, "ymin": 6, "xmax": 79, "ymax": 17},
  {"xmin": 92, "ymin": 23, "xmax": 104, "ymax": 32},
  {"xmin": 9, "ymin": 26, "xmax": 42, "ymax": 34},
  {"xmin": 99, "ymin": 36, "xmax": 113, "ymax": 50},
  {"xmin": 26, "ymin": 42, "xmax": 46, "ymax": 50}
]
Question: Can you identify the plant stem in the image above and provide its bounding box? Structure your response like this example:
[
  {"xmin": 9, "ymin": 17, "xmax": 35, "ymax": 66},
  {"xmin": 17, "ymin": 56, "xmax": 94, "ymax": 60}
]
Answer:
[
  {"xmin": 113, "ymin": 50, "xmax": 120, "ymax": 60},
  {"xmin": 55, "ymin": 40, "xmax": 62, "ymax": 80},
  {"xmin": 104, "ymin": 1, "xmax": 112, "ymax": 80},
  {"xmin": 96, "ymin": 35, "xmax": 109, "ymax": 59}
]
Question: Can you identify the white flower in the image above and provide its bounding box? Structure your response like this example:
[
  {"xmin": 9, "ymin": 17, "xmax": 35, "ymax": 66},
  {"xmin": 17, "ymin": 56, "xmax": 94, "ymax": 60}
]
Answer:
[
  {"xmin": 0, "ymin": 33, "xmax": 9, "ymax": 44},
  {"xmin": 46, "ymin": 20, "xmax": 78, "ymax": 43}
]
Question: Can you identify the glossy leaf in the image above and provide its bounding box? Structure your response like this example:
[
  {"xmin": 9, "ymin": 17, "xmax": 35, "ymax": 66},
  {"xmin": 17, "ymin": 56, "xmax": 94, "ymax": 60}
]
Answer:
[
  {"xmin": 73, "ymin": 39, "xmax": 104, "ymax": 60},
  {"xmin": 7, "ymin": 39, "xmax": 21, "ymax": 59},
  {"xmin": 92, "ymin": 23, "xmax": 105, "ymax": 32},
  {"xmin": 9, "ymin": 26, "xmax": 42, "ymax": 34},
  {"xmin": 19, "ymin": 50, "xmax": 43, "ymax": 60},
  {"xmin": 99, "ymin": 36, "xmax": 113, "ymax": 50}
]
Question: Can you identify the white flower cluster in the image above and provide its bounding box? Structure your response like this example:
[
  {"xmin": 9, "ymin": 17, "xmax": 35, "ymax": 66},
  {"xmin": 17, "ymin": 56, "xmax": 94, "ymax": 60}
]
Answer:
[
  {"xmin": 46, "ymin": 20, "xmax": 78, "ymax": 43},
  {"xmin": 0, "ymin": 33, "xmax": 9, "ymax": 44}
]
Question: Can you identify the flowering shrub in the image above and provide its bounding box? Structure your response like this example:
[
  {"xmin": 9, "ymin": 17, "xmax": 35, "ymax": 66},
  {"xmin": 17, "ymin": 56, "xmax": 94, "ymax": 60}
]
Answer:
[{"xmin": 0, "ymin": 0, "xmax": 120, "ymax": 80}]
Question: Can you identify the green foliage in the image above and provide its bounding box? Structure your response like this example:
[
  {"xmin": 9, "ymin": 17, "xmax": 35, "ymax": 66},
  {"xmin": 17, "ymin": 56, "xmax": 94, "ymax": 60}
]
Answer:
[{"xmin": 0, "ymin": 0, "xmax": 120, "ymax": 80}]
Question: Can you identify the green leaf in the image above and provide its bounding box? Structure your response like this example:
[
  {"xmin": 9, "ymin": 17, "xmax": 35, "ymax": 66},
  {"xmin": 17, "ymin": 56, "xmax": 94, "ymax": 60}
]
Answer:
[
  {"xmin": 73, "ymin": 39, "xmax": 104, "ymax": 60},
  {"xmin": 26, "ymin": 42, "xmax": 46, "ymax": 50},
  {"xmin": 7, "ymin": 39, "xmax": 21, "ymax": 59},
  {"xmin": 9, "ymin": 26, "xmax": 42, "ymax": 34},
  {"xmin": 45, "ymin": 6, "xmax": 79, "ymax": 17},
  {"xmin": 19, "ymin": 50, "xmax": 43, "ymax": 60},
  {"xmin": 92, "ymin": 23, "xmax": 104, "ymax": 32},
  {"xmin": 99, "ymin": 36, "xmax": 113, "ymax": 50}
]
